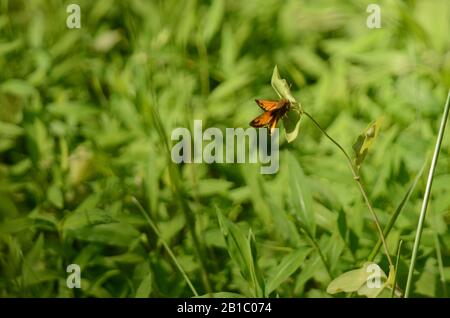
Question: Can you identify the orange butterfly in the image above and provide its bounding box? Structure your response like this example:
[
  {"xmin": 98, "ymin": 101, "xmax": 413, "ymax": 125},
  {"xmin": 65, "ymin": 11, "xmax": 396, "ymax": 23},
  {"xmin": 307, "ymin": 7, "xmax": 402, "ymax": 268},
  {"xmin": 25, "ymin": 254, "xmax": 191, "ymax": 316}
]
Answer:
[{"xmin": 250, "ymin": 99, "xmax": 291, "ymax": 135}]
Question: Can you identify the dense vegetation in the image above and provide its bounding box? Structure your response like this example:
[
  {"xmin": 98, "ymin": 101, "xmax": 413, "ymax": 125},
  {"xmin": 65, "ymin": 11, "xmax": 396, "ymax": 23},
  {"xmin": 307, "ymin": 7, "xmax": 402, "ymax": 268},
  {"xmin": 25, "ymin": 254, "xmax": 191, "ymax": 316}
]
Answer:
[{"xmin": 0, "ymin": 0, "xmax": 449, "ymax": 297}]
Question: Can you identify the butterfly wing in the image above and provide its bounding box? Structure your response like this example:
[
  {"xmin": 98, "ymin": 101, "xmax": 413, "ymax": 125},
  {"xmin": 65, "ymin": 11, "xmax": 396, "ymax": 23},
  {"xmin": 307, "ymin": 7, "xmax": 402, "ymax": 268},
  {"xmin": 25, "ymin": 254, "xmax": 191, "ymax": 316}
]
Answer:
[
  {"xmin": 250, "ymin": 111, "xmax": 281, "ymax": 135},
  {"xmin": 269, "ymin": 115, "xmax": 280, "ymax": 135},
  {"xmin": 250, "ymin": 111, "xmax": 274, "ymax": 128},
  {"xmin": 251, "ymin": 99, "xmax": 289, "ymax": 134},
  {"xmin": 255, "ymin": 99, "xmax": 285, "ymax": 111}
]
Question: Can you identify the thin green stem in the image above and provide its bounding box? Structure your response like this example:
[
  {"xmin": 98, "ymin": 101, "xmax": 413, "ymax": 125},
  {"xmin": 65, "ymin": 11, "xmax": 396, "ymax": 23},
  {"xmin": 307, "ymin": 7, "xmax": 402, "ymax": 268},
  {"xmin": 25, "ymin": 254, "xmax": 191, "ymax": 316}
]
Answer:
[
  {"xmin": 303, "ymin": 111, "xmax": 355, "ymax": 172},
  {"xmin": 391, "ymin": 240, "xmax": 403, "ymax": 298},
  {"xmin": 150, "ymin": 103, "xmax": 212, "ymax": 294},
  {"xmin": 303, "ymin": 111, "xmax": 393, "ymax": 267},
  {"xmin": 405, "ymin": 90, "xmax": 450, "ymax": 298},
  {"xmin": 433, "ymin": 234, "xmax": 447, "ymax": 297},
  {"xmin": 301, "ymin": 228, "xmax": 333, "ymax": 280},
  {"xmin": 132, "ymin": 197, "xmax": 199, "ymax": 297},
  {"xmin": 405, "ymin": 90, "xmax": 450, "ymax": 297},
  {"xmin": 289, "ymin": 210, "xmax": 333, "ymax": 280}
]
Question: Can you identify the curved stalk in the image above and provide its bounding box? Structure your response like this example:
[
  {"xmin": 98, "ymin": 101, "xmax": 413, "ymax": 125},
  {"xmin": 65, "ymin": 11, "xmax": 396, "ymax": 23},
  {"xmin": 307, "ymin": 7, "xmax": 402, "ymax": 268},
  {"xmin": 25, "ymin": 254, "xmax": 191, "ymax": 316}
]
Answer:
[
  {"xmin": 303, "ymin": 111, "xmax": 394, "ymax": 267},
  {"xmin": 299, "ymin": 225, "xmax": 333, "ymax": 280}
]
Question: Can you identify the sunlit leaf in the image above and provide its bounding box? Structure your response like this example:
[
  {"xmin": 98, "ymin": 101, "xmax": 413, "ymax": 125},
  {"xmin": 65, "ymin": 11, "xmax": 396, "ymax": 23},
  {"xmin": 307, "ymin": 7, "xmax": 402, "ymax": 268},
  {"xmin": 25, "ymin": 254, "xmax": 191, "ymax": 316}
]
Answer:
[
  {"xmin": 135, "ymin": 272, "xmax": 152, "ymax": 298},
  {"xmin": 271, "ymin": 65, "xmax": 298, "ymax": 105},
  {"xmin": 352, "ymin": 118, "xmax": 383, "ymax": 169},
  {"xmin": 283, "ymin": 109, "xmax": 302, "ymax": 143},
  {"xmin": 327, "ymin": 262, "xmax": 386, "ymax": 295},
  {"xmin": 271, "ymin": 66, "xmax": 303, "ymax": 143}
]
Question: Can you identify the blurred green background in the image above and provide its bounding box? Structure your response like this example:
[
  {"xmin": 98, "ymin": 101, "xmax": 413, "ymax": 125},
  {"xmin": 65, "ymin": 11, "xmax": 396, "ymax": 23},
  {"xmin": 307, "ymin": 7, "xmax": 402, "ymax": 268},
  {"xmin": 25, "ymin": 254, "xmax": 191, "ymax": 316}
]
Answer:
[{"xmin": 0, "ymin": 0, "xmax": 449, "ymax": 297}]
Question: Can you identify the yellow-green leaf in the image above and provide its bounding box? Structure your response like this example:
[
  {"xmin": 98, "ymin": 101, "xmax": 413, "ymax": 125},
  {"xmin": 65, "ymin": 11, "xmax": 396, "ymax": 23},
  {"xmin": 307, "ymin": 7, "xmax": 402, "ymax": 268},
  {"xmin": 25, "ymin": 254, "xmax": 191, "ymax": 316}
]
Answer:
[
  {"xmin": 283, "ymin": 109, "xmax": 302, "ymax": 143},
  {"xmin": 271, "ymin": 65, "xmax": 298, "ymax": 106},
  {"xmin": 327, "ymin": 262, "xmax": 386, "ymax": 295},
  {"xmin": 352, "ymin": 118, "xmax": 383, "ymax": 169},
  {"xmin": 135, "ymin": 272, "xmax": 152, "ymax": 298}
]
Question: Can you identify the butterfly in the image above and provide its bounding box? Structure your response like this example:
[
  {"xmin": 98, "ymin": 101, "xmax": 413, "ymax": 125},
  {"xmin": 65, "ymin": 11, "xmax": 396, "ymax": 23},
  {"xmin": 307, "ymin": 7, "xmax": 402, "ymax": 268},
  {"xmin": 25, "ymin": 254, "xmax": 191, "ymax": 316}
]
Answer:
[{"xmin": 250, "ymin": 98, "xmax": 291, "ymax": 135}]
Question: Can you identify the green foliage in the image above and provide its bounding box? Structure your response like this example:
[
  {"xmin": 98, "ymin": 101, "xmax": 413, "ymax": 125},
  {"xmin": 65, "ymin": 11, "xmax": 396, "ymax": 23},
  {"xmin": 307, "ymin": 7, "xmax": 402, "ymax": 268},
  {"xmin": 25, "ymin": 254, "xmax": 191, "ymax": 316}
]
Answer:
[
  {"xmin": 217, "ymin": 208, "xmax": 265, "ymax": 297},
  {"xmin": 0, "ymin": 0, "xmax": 449, "ymax": 298}
]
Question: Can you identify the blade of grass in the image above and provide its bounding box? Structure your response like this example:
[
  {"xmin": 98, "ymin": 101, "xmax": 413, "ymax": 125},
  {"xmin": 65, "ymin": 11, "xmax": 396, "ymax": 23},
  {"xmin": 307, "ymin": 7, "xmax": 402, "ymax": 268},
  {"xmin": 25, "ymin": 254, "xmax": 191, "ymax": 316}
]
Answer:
[
  {"xmin": 391, "ymin": 240, "xmax": 403, "ymax": 298},
  {"xmin": 433, "ymin": 233, "xmax": 447, "ymax": 297},
  {"xmin": 405, "ymin": 90, "xmax": 450, "ymax": 298},
  {"xmin": 149, "ymin": 90, "xmax": 212, "ymax": 294},
  {"xmin": 289, "ymin": 211, "xmax": 333, "ymax": 280}
]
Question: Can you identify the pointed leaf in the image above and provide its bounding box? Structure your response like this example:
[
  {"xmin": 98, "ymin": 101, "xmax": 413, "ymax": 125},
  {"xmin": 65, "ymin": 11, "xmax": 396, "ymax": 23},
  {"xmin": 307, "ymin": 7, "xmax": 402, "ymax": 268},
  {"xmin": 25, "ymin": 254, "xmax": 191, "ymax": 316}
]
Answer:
[
  {"xmin": 135, "ymin": 272, "xmax": 152, "ymax": 298},
  {"xmin": 283, "ymin": 109, "xmax": 302, "ymax": 143},
  {"xmin": 266, "ymin": 248, "xmax": 311, "ymax": 294},
  {"xmin": 271, "ymin": 65, "xmax": 298, "ymax": 105},
  {"xmin": 287, "ymin": 153, "xmax": 316, "ymax": 237},
  {"xmin": 216, "ymin": 207, "xmax": 265, "ymax": 297}
]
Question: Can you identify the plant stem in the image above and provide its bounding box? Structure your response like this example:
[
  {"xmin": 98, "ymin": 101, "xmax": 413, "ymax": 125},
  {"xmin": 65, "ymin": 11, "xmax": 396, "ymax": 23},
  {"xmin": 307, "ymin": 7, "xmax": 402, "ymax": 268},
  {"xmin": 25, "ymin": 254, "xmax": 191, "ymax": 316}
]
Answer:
[
  {"xmin": 300, "ymin": 227, "xmax": 333, "ymax": 280},
  {"xmin": 303, "ymin": 111, "xmax": 394, "ymax": 267},
  {"xmin": 433, "ymin": 233, "xmax": 447, "ymax": 297},
  {"xmin": 391, "ymin": 240, "xmax": 403, "ymax": 298},
  {"xmin": 150, "ymin": 104, "xmax": 212, "ymax": 294},
  {"xmin": 289, "ymin": 209, "xmax": 333, "ymax": 280},
  {"xmin": 132, "ymin": 197, "xmax": 199, "ymax": 296},
  {"xmin": 405, "ymin": 90, "xmax": 450, "ymax": 298}
]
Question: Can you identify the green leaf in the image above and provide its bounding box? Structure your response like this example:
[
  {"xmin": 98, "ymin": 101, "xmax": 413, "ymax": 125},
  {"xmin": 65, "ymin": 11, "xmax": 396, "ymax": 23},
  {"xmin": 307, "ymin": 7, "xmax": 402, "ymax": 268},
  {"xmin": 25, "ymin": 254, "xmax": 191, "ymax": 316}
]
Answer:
[
  {"xmin": 270, "ymin": 66, "xmax": 302, "ymax": 142},
  {"xmin": 287, "ymin": 152, "xmax": 316, "ymax": 237},
  {"xmin": 386, "ymin": 265, "xmax": 396, "ymax": 287},
  {"xmin": 216, "ymin": 207, "xmax": 265, "ymax": 297},
  {"xmin": 135, "ymin": 272, "xmax": 153, "ymax": 298},
  {"xmin": 327, "ymin": 268, "xmax": 367, "ymax": 294},
  {"xmin": 271, "ymin": 65, "xmax": 298, "ymax": 105},
  {"xmin": 47, "ymin": 184, "xmax": 63, "ymax": 209},
  {"xmin": 68, "ymin": 146, "xmax": 94, "ymax": 185},
  {"xmin": 266, "ymin": 248, "xmax": 311, "ymax": 294},
  {"xmin": 22, "ymin": 234, "xmax": 45, "ymax": 286},
  {"xmin": 327, "ymin": 262, "xmax": 388, "ymax": 298},
  {"xmin": 61, "ymin": 208, "xmax": 113, "ymax": 234},
  {"xmin": 352, "ymin": 118, "xmax": 383, "ymax": 169},
  {"xmin": 0, "ymin": 121, "xmax": 24, "ymax": 138},
  {"xmin": 0, "ymin": 235, "xmax": 22, "ymax": 279},
  {"xmin": 203, "ymin": 0, "xmax": 224, "ymax": 43},
  {"xmin": 70, "ymin": 223, "xmax": 141, "ymax": 247},
  {"xmin": 196, "ymin": 179, "xmax": 233, "ymax": 196},
  {"xmin": 0, "ymin": 79, "xmax": 37, "ymax": 97},
  {"xmin": 0, "ymin": 217, "xmax": 34, "ymax": 234},
  {"xmin": 248, "ymin": 230, "xmax": 266, "ymax": 297},
  {"xmin": 283, "ymin": 109, "xmax": 302, "ymax": 143}
]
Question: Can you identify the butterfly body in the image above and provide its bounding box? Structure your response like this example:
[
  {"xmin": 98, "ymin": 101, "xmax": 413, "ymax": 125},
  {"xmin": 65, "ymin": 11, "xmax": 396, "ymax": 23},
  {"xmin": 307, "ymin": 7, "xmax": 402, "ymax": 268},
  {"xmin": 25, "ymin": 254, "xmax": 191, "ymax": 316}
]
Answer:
[{"xmin": 250, "ymin": 98, "xmax": 291, "ymax": 134}]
